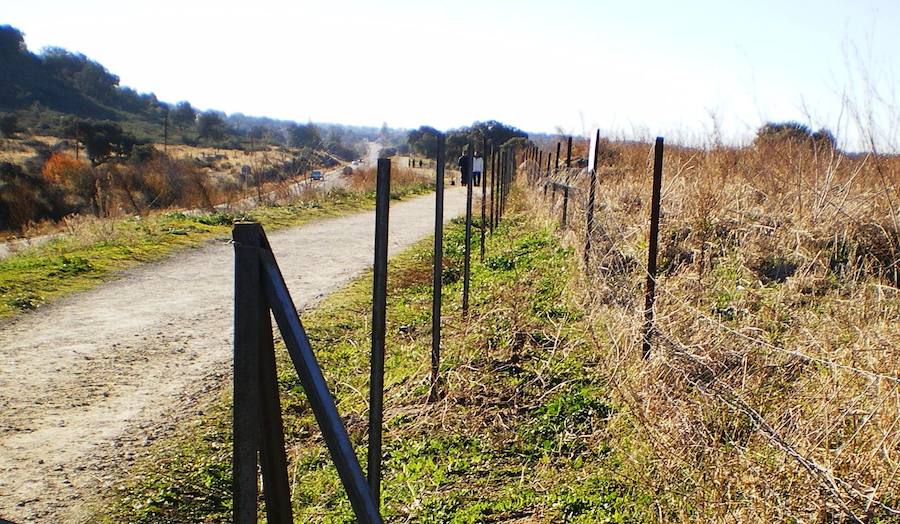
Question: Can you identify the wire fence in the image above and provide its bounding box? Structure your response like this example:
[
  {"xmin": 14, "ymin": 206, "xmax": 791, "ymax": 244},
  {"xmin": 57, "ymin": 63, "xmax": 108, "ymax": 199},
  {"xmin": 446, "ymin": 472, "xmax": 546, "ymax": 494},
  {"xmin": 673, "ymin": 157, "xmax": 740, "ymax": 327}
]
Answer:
[{"xmin": 523, "ymin": 134, "xmax": 900, "ymax": 520}]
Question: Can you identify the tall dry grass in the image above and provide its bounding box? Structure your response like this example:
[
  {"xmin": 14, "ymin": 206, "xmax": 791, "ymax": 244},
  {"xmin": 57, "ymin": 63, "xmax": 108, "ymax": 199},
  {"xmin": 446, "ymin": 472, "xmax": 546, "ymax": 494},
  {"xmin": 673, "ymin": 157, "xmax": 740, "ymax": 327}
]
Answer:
[
  {"xmin": 529, "ymin": 137, "xmax": 900, "ymax": 521},
  {"xmin": 342, "ymin": 163, "xmax": 427, "ymax": 193}
]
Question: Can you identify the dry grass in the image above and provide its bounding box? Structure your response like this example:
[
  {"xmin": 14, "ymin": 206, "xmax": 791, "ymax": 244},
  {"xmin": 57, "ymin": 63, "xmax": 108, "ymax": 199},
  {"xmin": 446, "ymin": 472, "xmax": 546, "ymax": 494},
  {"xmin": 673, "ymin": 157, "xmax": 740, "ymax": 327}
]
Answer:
[
  {"xmin": 530, "ymin": 138, "xmax": 900, "ymax": 521},
  {"xmin": 0, "ymin": 135, "xmax": 337, "ymax": 235},
  {"xmin": 343, "ymin": 164, "xmax": 428, "ymax": 193}
]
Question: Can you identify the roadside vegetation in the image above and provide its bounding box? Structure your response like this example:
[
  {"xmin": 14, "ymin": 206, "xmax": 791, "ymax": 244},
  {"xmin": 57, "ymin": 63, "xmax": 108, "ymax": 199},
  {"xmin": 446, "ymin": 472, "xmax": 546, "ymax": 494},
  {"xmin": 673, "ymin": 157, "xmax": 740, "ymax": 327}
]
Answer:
[
  {"xmin": 0, "ymin": 166, "xmax": 432, "ymax": 319},
  {"xmin": 533, "ymin": 127, "xmax": 900, "ymax": 521},
  {"xmin": 102, "ymin": 124, "xmax": 899, "ymax": 522},
  {"xmin": 100, "ymin": 196, "xmax": 656, "ymax": 523}
]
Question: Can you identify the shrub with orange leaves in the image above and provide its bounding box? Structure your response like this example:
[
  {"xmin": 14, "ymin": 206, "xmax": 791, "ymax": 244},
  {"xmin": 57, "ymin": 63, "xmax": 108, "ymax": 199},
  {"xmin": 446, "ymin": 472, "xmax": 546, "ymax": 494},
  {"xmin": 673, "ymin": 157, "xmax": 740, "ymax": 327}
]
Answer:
[{"xmin": 41, "ymin": 152, "xmax": 89, "ymax": 185}]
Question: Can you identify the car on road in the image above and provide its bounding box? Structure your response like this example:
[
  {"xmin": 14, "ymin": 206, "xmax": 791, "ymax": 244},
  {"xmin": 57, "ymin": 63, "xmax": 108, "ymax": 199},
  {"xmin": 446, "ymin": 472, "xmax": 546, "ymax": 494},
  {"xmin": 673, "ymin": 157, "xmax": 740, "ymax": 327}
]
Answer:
[{"xmin": 310, "ymin": 170, "xmax": 323, "ymax": 181}]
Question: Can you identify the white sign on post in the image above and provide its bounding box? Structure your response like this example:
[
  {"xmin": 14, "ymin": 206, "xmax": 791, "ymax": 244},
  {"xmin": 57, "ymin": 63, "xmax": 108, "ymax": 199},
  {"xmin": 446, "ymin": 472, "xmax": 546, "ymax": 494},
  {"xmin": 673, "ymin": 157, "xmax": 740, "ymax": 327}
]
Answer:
[{"xmin": 588, "ymin": 129, "xmax": 599, "ymax": 173}]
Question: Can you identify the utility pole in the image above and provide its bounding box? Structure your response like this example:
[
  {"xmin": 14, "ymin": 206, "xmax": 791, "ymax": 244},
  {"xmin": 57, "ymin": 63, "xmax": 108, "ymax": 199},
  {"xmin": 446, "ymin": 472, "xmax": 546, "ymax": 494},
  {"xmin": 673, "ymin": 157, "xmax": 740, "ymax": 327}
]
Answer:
[
  {"xmin": 74, "ymin": 118, "xmax": 80, "ymax": 161},
  {"xmin": 163, "ymin": 110, "xmax": 169, "ymax": 154}
]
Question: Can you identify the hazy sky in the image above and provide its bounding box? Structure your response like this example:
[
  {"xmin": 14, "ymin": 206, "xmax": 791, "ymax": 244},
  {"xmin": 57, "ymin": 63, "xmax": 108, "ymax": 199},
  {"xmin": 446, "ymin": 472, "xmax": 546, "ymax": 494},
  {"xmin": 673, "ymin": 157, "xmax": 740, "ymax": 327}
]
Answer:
[{"xmin": 5, "ymin": 0, "xmax": 899, "ymax": 148}]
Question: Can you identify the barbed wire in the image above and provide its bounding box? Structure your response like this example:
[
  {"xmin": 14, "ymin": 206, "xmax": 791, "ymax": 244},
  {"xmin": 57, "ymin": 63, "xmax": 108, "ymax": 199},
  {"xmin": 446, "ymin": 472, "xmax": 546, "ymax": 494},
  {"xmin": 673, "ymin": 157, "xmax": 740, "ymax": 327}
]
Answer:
[
  {"xmin": 656, "ymin": 331, "xmax": 900, "ymax": 520},
  {"xmin": 563, "ymin": 168, "xmax": 900, "ymax": 384},
  {"xmin": 523, "ymin": 160, "xmax": 900, "ymax": 518}
]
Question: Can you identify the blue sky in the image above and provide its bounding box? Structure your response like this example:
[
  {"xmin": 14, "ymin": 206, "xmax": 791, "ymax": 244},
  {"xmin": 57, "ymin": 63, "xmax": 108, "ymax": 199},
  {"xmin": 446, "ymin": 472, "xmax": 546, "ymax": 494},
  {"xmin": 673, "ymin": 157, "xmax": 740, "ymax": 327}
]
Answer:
[{"xmin": 4, "ymin": 0, "xmax": 899, "ymax": 148}]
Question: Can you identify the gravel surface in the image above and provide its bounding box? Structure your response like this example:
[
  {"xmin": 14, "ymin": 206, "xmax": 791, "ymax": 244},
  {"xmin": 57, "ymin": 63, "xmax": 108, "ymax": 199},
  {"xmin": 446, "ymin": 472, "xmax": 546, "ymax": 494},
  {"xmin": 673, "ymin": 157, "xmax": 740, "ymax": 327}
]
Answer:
[{"xmin": 0, "ymin": 187, "xmax": 467, "ymax": 522}]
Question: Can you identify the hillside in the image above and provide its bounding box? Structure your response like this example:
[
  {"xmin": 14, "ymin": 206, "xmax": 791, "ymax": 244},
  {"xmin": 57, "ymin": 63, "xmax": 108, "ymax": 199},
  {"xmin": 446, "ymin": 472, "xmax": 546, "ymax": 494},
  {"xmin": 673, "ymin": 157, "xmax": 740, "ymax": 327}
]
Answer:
[
  {"xmin": 0, "ymin": 24, "xmax": 394, "ymax": 149},
  {"xmin": 0, "ymin": 25, "xmax": 170, "ymax": 140}
]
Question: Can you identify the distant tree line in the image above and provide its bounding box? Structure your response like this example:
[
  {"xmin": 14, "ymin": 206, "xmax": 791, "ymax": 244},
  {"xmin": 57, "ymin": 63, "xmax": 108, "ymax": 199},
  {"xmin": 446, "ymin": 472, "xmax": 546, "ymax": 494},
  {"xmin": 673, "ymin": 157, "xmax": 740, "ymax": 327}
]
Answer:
[
  {"xmin": 407, "ymin": 120, "xmax": 529, "ymax": 162},
  {"xmin": 0, "ymin": 24, "xmax": 372, "ymax": 160}
]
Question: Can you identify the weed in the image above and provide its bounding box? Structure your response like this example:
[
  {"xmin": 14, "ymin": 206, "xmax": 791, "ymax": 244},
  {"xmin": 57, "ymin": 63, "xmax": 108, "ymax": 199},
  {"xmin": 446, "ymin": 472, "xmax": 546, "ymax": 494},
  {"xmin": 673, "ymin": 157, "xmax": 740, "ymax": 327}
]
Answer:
[{"xmin": 100, "ymin": 201, "xmax": 653, "ymax": 522}]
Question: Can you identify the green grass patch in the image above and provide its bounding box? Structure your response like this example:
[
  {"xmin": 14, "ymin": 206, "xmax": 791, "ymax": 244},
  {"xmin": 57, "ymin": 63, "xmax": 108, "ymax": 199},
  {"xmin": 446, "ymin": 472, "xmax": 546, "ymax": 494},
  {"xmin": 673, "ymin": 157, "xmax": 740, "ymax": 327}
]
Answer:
[
  {"xmin": 98, "ymin": 191, "xmax": 653, "ymax": 522},
  {"xmin": 0, "ymin": 184, "xmax": 432, "ymax": 319}
]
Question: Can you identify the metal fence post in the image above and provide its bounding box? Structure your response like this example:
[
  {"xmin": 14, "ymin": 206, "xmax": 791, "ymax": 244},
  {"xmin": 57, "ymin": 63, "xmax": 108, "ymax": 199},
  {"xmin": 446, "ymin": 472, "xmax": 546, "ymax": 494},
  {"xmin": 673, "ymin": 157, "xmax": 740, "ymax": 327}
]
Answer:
[
  {"xmin": 233, "ymin": 223, "xmax": 263, "ymax": 524},
  {"xmin": 545, "ymin": 150, "xmax": 552, "ymax": 197},
  {"xmin": 497, "ymin": 151, "xmax": 504, "ymax": 223},
  {"xmin": 561, "ymin": 186, "xmax": 569, "ymax": 227},
  {"xmin": 462, "ymin": 142, "xmax": 473, "ymax": 316},
  {"xmin": 489, "ymin": 149, "xmax": 496, "ymax": 234},
  {"xmin": 233, "ymin": 222, "xmax": 292, "ymax": 524},
  {"xmin": 538, "ymin": 150, "xmax": 543, "ymax": 186},
  {"xmin": 566, "ymin": 136, "xmax": 572, "ymax": 168},
  {"xmin": 480, "ymin": 139, "xmax": 487, "ymax": 262},
  {"xmin": 642, "ymin": 137, "xmax": 664, "ymax": 358},
  {"xmin": 256, "ymin": 257, "xmax": 292, "ymax": 524},
  {"xmin": 258, "ymin": 241, "xmax": 382, "ymax": 522},
  {"xmin": 430, "ymin": 138, "xmax": 444, "ymax": 401},
  {"xmin": 584, "ymin": 130, "xmax": 600, "ymax": 270},
  {"xmin": 368, "ymin": 158, "xmax": 391, "ymax": 504}
]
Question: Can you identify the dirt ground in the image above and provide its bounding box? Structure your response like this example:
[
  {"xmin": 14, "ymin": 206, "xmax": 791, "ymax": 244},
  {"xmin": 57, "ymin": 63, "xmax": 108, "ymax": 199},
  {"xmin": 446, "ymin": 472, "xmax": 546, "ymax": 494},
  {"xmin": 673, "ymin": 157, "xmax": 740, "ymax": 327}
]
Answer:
[{"xmin": 0, "ymin": 187, "xmax": 467, "ymax": 523}]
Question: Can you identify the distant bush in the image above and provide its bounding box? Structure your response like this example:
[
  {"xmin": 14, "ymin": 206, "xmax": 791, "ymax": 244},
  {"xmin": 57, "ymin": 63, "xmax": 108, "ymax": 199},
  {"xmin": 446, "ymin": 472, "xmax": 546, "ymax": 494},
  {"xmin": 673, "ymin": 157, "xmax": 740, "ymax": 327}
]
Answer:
[
  {"xmin": 754, "ymin": 121, "xmax": 837, "ymax": 150},
  {"xmin": 0, "ymin": 114, "xmax": 19, "ymax": 138},
  {"xmin": 40, "ymin": 153, "xmax": 98, "ymax": 214},
  {"xmin": 1, "ymin": 162, "xmax": 67, "ymax": 230},
  {"xmin": 130, "ymin": 144, "xmax": 158, "ymax": 164}
]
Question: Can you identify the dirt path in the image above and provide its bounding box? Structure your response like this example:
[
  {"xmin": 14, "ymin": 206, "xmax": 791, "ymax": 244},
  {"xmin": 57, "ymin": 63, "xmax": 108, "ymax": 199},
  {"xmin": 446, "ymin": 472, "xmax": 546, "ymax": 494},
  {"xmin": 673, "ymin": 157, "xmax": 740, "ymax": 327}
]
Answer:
[{"xmin": 0, "ymin": 187, "xmax": 467, "ymax": 523}]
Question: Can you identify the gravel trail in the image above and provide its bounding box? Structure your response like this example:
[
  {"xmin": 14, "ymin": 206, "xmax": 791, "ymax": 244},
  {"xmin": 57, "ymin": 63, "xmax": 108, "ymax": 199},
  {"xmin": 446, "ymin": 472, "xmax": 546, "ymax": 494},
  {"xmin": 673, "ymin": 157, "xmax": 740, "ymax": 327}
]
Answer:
[{"xmin": 0, "ymin": 187, "xmax": 466, "ymax": 523}]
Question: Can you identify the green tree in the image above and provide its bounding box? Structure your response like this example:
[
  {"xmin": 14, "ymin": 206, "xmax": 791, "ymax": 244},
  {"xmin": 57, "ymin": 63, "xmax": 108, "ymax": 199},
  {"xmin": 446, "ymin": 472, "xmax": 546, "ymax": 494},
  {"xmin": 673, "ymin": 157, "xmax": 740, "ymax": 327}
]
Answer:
[
  {"xmin": 0, "ymin": 114, "xmax": 19, "ymax": 138},
  {"xmin": 444, "ymin": 120, "xmax": 528, "ymax": 161},
  {"xmin": 407, "ymin": 125, "xmax": 441, "ymax": 158},
  {"xmin": 172, "ymin": 101, "xmax": 197, "ymax": 128},
  {"xmin": 0, "ymin": 25, "xmax": 26, "ymax": 57},
  {"xmin": 41, "ymin": 47, "xmax": 120, "ymax": 103},
  {"xmin": 68, "ymin": 120, "xmax": 137, "ymax": 166},
  {"xmin": 287, "ymin": 123, "xmax": 321, "ymax": 149},
  {"xmin": 197, "ymin": 111, "xmax": 227, "ymax": 143},
  {"xmin": 754, "ymin": 121, "xmax": 837, "ymax": 150},
  {"xmin": 754, "ymin": 121, "xmax": 812, "ymax": 144},
  {"xmin": 248, "ymin": 125, "xmax": 266, "ymax": 141}
]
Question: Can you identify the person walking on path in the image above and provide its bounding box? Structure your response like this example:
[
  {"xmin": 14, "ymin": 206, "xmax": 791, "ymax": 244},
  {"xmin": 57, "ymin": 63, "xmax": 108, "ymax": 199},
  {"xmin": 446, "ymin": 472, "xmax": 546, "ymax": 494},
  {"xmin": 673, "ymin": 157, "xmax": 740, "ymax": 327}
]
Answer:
[
  {"xmin": 457, "ymin": 150, "xmax": 469, "ymax": 186},
  {"xmin": 472, "ymin": 152, "xmax": 483, "ymax": 187}
]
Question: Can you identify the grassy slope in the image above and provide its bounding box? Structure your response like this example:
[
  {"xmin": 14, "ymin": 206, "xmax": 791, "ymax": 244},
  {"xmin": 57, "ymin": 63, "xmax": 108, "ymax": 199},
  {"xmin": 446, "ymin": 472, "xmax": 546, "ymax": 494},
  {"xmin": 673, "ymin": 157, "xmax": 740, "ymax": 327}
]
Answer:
[
  {"xmin": 0, "ymin": 184, "xmax": 431, "ymax": 319},
  {"xmin": 98, "ymin": 192, "xmax": 655, "ymax": 523}
]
